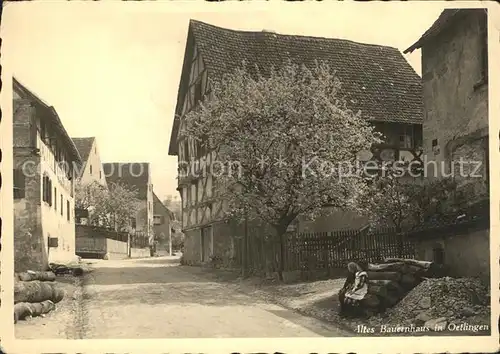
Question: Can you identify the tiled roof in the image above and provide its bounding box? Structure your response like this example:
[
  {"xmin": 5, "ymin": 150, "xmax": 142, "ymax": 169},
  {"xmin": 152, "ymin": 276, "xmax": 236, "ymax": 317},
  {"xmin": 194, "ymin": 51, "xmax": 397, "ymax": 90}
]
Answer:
[
  {"xmin": 404, "ymin": 9, "xmax": 485, "ymax": 53},
  {"xmin": 153, "ymin": 192, "xmax": 174, "ymax": 218},
  {"xmin": 169, "ymin": 20, "xmax": 423, "ymax": 155},
  {"xmin": 102, "ymin": 162, "xmax": 150, "ymax": 200},
  {"xmin": 13, "ymin": 77, "xmax": 82, "ymax": 163},
  {"xmin": 71, "ymin": 137, "xmax": 95, "ymax": 165}
]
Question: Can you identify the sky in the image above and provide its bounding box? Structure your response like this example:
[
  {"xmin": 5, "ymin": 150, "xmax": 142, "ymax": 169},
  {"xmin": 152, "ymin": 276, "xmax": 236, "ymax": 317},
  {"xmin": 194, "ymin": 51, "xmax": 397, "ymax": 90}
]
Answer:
[{"xmin": 2, "ymin": 1, "xmax": 450, "ymax": 201}]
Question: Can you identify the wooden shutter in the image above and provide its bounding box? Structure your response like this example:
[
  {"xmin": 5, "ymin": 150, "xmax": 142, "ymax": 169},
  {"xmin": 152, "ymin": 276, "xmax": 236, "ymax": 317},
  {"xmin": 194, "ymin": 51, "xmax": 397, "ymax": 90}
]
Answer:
[
  {"xmin": 13, "ymin": 169, "xmax": 25, "ymax": 199},
  {"xmin": 42, "ymin": 175, "xmax": 47, "ymax": 203}
]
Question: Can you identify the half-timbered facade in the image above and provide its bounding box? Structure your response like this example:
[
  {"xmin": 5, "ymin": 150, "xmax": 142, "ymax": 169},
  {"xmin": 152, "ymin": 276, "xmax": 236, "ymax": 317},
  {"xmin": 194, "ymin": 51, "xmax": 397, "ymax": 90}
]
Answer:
[{"xmin": 169, "ymin": 20, "xmax": 424, "ymax": 263}]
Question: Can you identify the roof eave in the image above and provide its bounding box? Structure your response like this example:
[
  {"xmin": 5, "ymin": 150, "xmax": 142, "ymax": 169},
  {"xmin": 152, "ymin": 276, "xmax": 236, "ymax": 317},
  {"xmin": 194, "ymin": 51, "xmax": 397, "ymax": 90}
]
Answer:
[
  {"xmin": 49, "ymin": 106, "xmax": 82, "ymax": 163},
  {"xmin": 168, "ymin": 21, "xmax": 196, "ymax": 157},
  {"xmin": 13, "ymin": 77, "xmax": 82, "ymax": 164}
]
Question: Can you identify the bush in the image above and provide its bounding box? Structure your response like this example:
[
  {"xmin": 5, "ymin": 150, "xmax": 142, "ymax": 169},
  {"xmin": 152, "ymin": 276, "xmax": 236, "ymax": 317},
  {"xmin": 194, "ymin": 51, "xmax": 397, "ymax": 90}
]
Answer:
[{"xmin": 209, "ymin": 255, "xmax": 223, "ymax": 268}]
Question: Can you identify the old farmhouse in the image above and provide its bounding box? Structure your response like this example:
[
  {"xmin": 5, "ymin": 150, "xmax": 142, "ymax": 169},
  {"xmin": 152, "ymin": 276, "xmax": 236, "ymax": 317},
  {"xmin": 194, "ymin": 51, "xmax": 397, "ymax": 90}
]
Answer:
[
  {"xmin": 168, "ymin": 20, "xmax": 424, "ymax": 265},
  {"xmin": 13, "ymin": 77, "xmax": 82, "ymax": 271}
]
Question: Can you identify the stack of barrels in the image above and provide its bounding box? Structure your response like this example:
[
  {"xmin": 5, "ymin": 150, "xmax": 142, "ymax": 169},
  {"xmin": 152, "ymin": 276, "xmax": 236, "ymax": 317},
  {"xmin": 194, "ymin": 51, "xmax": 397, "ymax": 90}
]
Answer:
[{"xmin": 14, "ymin": 270, "xmax": 65, "ymax": 323}]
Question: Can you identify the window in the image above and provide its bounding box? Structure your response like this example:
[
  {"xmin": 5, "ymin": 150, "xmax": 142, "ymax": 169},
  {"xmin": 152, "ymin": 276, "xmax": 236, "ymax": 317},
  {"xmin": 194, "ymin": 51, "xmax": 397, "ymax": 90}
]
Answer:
[
  {"xmin": 13, "ymin": 169, "xmax": 25, "ymax": 199},
  {"xmin": 54, "ymin": 187, "xmax": 57, "ymax": 211},
  {"xmin": 61, "ymin": 194, "xmax": 63, "ymax": 216},
  {"xmin": 398, "ymin": 125, "xmax": 414, "ymax": 149},
  {"xmin": 89, "ymin": 165, "xmax": 92, "ymax": 175},
  {"xmin": 42, "ymin": 175, "xmax": 52, "ymax": 206},
  {"xmin": 99, "ymin": 170, "xmax": 102, "ymax": 179},
  {"xmin": 130, "ymin": 218, "xmax": 137, "ymax": 229},
  {"xmin": 67, "ymin": 200, "xmax": 70, "ymax": 221},
  {"xmin": 154, "ymin": 215, "xmax": 163, "ymax": 225},
  {"xmin": 433, "ymin": 246, "xmax": 445, "ymax": 265}
]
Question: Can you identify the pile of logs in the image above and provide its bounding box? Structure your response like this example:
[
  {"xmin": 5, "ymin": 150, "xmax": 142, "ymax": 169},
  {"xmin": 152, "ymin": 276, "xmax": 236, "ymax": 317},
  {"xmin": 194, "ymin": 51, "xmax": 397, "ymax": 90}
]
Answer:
[
  {"xmin": 341, "ymin": 258, "xmax": 444, "ymax": 316},
  {"xmin": 14, "ymin": 270, "xmax": 65, "ymax": 323}
]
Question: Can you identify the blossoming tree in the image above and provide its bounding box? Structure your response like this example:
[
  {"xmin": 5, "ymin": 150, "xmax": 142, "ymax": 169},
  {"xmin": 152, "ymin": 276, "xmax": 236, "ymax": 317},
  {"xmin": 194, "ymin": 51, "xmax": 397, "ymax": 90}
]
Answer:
[{"xmin": 183, "ymin": 61, "xmax": 381, "ymax": 279}]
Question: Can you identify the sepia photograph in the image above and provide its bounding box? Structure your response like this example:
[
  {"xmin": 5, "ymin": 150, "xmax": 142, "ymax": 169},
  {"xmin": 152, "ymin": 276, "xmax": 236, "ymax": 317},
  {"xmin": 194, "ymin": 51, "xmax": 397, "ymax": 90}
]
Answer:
[{"xmin": 0, "ymin": 1, "xmax": 498, "ymax": 352}]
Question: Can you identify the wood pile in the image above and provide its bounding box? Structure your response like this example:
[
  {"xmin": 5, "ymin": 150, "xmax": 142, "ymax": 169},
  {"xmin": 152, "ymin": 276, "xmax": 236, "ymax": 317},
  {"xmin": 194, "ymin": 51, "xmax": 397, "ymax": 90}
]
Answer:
[
  {"xmin": 14, "ymin": 270, "xmax": 65, "ymax": 323},
  {"xmin": 343, "ymin": 258, "xmax": 445, "ymax": 317}
]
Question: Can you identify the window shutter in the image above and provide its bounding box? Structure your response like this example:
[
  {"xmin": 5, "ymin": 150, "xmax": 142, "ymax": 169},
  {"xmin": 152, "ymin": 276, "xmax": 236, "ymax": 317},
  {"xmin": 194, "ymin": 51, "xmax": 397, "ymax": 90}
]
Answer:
[
  {"xmin": 13, "ymin": 169, "xmax": 25, "ymax": 199},
  {"xmin": 42, "ymin": 175, "xmax": 47, "ymax": 202}
]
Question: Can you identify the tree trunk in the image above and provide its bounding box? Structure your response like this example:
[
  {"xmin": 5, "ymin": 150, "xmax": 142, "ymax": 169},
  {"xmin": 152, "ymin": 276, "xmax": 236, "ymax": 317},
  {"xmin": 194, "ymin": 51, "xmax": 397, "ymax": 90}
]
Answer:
[
  {"xmin": 395, "ymin": 226, "xmax": 404, "ymax": 257},
  {"xmin": 242, "ymin": 212, "xmax": 249, "ymax": 278},
  {"xmin": 277, "ymin": 227, "xmax": 286, "ymax": 282},
  {"xmin": 383, "ymin": 258, "xmax": 433, "ymax": 269}
]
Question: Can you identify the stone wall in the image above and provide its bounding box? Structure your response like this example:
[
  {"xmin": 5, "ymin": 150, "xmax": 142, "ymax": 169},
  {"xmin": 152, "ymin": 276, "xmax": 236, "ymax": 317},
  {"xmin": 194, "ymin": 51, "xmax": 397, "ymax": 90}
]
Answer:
[
  {"xmin": 421, "ymin": 11, "xmax": 488, "ymax": 180},
  {"xmin": 130, "ymin": 247, "xmax": 150, "ymax": 258},
  {"xmin": 13, "ymin": 99, "xmax": 36, "ymax": 147},
  {"xmin": 14, "ymin": 155, "xmax": 46, "ymax": 272},
  {"xmin": 415, "ymin": 228, "xmax": 490, "ymax": 283}
]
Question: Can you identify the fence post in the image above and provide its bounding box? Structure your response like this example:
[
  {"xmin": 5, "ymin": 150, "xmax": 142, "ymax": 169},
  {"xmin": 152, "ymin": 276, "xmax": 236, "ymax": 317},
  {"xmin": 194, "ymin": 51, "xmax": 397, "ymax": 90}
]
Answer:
[{"xmin": 127, "ymin": 233, "xmax": 131, "ymax": 258}]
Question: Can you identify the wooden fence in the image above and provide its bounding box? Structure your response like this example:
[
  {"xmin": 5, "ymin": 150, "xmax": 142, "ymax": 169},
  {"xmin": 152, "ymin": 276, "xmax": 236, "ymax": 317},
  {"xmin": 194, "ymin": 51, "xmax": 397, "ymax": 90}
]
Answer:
[
  {"xmin": 233, "ymin": 226, "xmax": 416, "ymax": 274},
  {"xmin": 283, "ymin": 227, "xmax": 416, "ymax": 271}
]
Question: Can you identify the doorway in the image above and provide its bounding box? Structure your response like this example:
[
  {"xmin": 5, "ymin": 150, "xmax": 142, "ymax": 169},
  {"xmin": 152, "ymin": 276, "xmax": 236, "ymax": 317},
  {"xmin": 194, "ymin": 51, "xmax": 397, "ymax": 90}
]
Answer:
[{"xmin": 201, "ymin": 226, "xmax": 213, "ymax": 262}]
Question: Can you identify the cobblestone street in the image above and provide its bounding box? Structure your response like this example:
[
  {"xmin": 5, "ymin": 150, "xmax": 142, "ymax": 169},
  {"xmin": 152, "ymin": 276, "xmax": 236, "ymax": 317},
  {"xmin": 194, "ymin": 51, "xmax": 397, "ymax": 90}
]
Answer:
[{"xmin": 16, "ymin": 256, "xmax": 349, "ymax": 338}]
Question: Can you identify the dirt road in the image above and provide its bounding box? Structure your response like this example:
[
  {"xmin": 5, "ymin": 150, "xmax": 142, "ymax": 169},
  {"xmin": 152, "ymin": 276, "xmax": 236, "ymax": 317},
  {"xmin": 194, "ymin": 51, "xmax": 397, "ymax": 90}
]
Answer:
[{"xmin": 16, "ymin": 256, "xmax": 349, "ymax": 338}]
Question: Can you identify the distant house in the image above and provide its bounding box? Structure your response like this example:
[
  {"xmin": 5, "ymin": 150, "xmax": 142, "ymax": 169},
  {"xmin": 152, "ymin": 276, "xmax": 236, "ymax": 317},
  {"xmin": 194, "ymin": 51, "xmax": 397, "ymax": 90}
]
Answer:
[
  {"xmin": 13, "ymin": 77, "xmax": 81, "ymax": 271},
  {"xmin": 404, "ymin": 8, "xmax": 489, "ymax": 281},
  {"xmin": 72, "ymin": 137, "xmax": 107, "ymax": 187},
  {"xmin": 168, "ymin": 20, "xmax": 423, "ymax": 265},
  {"xmin": 152, "ymin": 192, "xmax": 174, "ymax": 254},
  {"xmin": 72, "ymin": 137, "xmax": 107, "ymax": 225},
  {"xmin": 102, "ymin": 162, "xmax": 154, "ymax": 246}
]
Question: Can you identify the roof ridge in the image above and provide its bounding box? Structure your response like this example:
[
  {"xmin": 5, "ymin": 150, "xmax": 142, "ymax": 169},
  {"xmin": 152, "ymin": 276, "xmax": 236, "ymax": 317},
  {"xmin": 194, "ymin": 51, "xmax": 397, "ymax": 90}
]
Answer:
[{"xmin": 189, "ymin": 19, "xmax": 401, "ymax": 51}]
